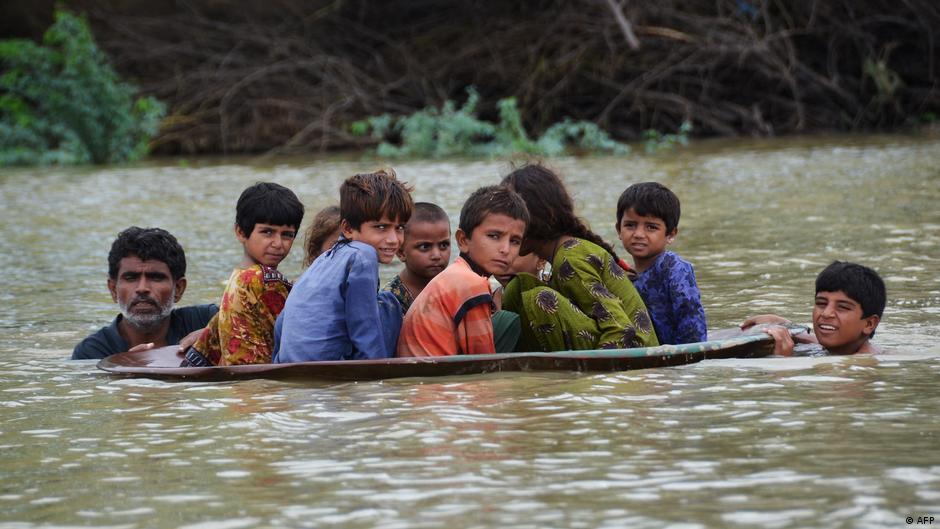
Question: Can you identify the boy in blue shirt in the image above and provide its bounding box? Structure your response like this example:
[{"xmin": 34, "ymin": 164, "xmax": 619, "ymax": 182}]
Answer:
[
  {"xmin": 275, "ymin": 169, "xmax": 414, "ymax": 362},
  {"xmin": 616, "ymin": 182, "xmax": 707, "ymax": 344}
]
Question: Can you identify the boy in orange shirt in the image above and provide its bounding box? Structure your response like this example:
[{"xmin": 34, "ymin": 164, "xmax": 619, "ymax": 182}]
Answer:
[{"xmin": 397, "ymin": 186, "xmax": 528, "ymax": 356}]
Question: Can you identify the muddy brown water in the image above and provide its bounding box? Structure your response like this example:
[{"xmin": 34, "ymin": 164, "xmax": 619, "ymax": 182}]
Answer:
[{"xmin": 1, "ymin": 135, "xmax": 938, "ymax": 528}]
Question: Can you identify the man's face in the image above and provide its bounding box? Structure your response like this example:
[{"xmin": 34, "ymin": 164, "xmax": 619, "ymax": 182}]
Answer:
[{"xmin": 108, "ymin": 256, "xmax": 186, "ymax": 330}]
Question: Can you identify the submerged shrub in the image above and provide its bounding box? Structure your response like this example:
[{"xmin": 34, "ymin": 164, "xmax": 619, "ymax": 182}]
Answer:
[
  {"xmin": 0, "ymin": 10, "xmax": 165, "ymax": 166},
  {"xmin": 643, "ymin": 121, "xmax": 693, "ymax": 154},
  {"xmin": 352, "ymin": 87, "xmax": 629, "ymax": 158}
]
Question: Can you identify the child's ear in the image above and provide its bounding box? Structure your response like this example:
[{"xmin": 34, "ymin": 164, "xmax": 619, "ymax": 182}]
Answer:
[
  {"xmin": 455, "ymin": 228, "xmax": 471, "ymax": 253},
  {"xmin": 862, "ymin": 314, "xmax": 880, "ymax": 337},
  {"xmin": 666, "ymin": 228, "xmax": 678, "ymax": 244},
  {"xmin": 234, "ymin": 224, "xmax": 248, "ymax": 243},
  {"xmin": 340, "ymin": 219, "xmax": 355, "ymax": 239}
]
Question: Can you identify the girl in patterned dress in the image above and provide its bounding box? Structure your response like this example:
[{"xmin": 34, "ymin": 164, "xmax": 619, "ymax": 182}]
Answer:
[{"xmin": 501, "ymin": 164, "xmax": 659, "ymax": 351}]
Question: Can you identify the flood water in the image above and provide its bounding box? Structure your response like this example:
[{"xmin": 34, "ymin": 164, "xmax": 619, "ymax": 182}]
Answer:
[{"xmin": 1, "ymin": 135, "xmax": 939, "ymax": 528}]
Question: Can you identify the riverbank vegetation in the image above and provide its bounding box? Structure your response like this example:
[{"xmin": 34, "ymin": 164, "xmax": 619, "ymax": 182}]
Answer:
[
  {"xmin": 0, "ymin": 10, "xmax": 163, "ymax": 165},
  {"xmin": 2, "ymin": 1, "xmax": 938, "ymax": 158}
]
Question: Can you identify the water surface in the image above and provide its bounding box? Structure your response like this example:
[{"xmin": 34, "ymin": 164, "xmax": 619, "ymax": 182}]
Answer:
[{"xmin": 1, "ymin": 135, "xmax": 938, "ymax": 528}]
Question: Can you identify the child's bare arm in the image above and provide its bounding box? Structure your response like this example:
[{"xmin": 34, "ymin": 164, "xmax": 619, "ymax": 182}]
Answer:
[
  {"xmin": 762, "ymin": 325, "xmax": 795, "ymax": 356},
  {"xmin": 741, "ymin": 314, "xmax": 791, "ymax": 329}
]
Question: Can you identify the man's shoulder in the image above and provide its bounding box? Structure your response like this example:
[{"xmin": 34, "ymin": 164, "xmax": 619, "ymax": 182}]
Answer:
[
  {"xmin": 71, "ymin": 316, "xmax": 124, "ymax": 360},
  {"xmin": 172, "ymin": 304, "xmax": 219, "ymax": 322}
]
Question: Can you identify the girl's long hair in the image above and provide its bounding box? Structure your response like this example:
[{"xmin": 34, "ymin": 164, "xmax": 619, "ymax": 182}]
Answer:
[{"xmin": 501, "ymin": 163, "xmax": 621, "ymax": 261}]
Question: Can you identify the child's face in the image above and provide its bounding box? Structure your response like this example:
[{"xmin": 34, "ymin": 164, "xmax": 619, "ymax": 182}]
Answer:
[
  {"xmin": 343, "ymin": 215, "xmax": 405, "ymax": 264},
  {"xmin": 813, "ymin": 290, "xmax": 880, "ymax": 353},
  {"xmin": 399, "ymin": 220, "xmax": 451, "ymax": 280},
  {"xmin": 319, "ymin": 227, "xmax": 342, "ymax": 257},
  {"xmin": 456, "ymin": 213, "xmax": 526, "ymax": 276},
  {"xmin": 237, "ymin": 223, "xmax": 297, "ymax": 268},
  {"xmin": 618, "ymin": 208, "xmax": 675, "ymax": 261}
]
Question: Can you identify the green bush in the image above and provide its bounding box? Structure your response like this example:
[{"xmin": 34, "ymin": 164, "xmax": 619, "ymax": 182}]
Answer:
[
  {"xmin": 643, "ymin": 121, "xmax": 693, "ymax": 154},
  {"xmin": 0, "ymin": 10, "xmax": 165, "ymax": 166},
  {"xmin": 352, "ymin": 87, "xmax": 630, "ymax": 158}
]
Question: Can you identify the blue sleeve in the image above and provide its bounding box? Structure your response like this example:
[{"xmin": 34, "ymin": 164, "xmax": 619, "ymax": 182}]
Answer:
[
  {"xmin": 669, "ymin": 259, "xmax": 708, "ymax": 343},
  {"xmin": 344, "ymin": 252, "xmax": 393, "ymax": 359}
]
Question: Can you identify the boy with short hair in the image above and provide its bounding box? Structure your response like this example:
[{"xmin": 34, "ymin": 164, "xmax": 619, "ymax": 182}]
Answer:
[
  {"xmin": 397, "ymin": 185, "xmax": 529, "ymax": 357},
  {"xmin": 275, "ymin": 169, "xmax": 413, "ymax": 362},
  {"xmin": 383, "ymin": 202, "xmax": 452, "ymax": 315},
  {"xmin": 183, "ymin": 182, "xmax": 304, "ymax": 366},
  {"xmin": 616, "ymin": 182, "xmax": 707, "ymax": 344},
  {"xmin": 741, "ymin": 261, "xmax": 886, "ymax": 355}
]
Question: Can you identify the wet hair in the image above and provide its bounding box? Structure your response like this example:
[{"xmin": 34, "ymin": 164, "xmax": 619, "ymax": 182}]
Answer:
[
  {"xmin": 235, "ymin": 182, "xmax": 305, "ymax": 237},
  {"xmin": 340, "ymin": 168, "xmax": 414, "ymax": 230},
  {"xmin": 615, "ymin": 182, "xmax": 681, "ymax": 234},
  {"xmin": 816, "ymin": 261, "xmax": 886, "ymax": 324},
  {"xmin": 108, "ymin": 226, "xmax": 186, "ymax": 281},
  {"xmin": 501, "ymin": 163, "xmax": 620, "ymax": 260},
  {"xmin": 408, "ymin": 202, "xmax": 450, "ymax": 231},
  {"xmin": 458, "ymin": 185, "xmax": 529, "ymax": 236},
  {"xmin": 302, "ymin": 205, "xmax": 341, "ymax": 267}
]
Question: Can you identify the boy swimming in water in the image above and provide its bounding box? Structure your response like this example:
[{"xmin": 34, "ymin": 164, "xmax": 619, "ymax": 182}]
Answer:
[{"xmin": 741, "ymin": 261, "xmax": 886, "ymax": 355}]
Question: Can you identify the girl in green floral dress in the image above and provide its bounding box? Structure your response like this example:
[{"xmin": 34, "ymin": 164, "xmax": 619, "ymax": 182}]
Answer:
[{"xmin": 501, "ymin": 164, "xmax": 659, "ymax": 351}]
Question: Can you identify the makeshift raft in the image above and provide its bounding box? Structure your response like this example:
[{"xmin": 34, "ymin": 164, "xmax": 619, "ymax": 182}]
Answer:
[{"xmin": 96, "ymin": 326, "xmax": 806, "ymax": 381}]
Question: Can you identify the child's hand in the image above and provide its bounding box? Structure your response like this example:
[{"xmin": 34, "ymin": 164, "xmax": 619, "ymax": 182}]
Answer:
[
  {"xmin": 762, "ymin": 325, "xmax": 795, "ymax": 357},
  {"xmin": 741, "ymin": 314, "xmax": 791, "ymax": 329}
]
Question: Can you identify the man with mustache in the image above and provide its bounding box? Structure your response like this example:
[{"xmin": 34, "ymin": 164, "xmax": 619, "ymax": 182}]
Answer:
[{"xmin": 71, "ymin": 227, "xmax": 218, "ymax": 360}]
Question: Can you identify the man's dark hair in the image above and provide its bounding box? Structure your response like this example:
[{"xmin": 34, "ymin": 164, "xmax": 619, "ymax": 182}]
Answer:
[
  {"xmin": 340, "ymin": 169, "xmax": 414, "ymax": 230},
  {"xmin": 616, "ymin": 182, "xmax": 681, "ymax": 234},
  {"xmin": 235, "ymin": 182, "xmax": 305, "ymax": 237},
  {"xmin": 458, "ymin": 185, "xmax": 529, "ymax": 236},
  {"xmin": 815, "ymin": 261, "xmax": 886, "ymax": 320},
  {"xmin": 108, "ymin": 227, "xmax": 187, "ymax": 280},
  {"xmin": 408, "ymin": 202, "xmax": 450, "ymax": 231}
]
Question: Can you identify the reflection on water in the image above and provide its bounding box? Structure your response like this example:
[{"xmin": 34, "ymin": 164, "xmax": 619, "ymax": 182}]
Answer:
[{"xmin": 1, "ymin": 135, "xmax": 939, "ymax": 528}]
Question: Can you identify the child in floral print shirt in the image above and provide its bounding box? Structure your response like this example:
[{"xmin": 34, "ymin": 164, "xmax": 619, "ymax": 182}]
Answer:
[{"xmin": 183, "ymin": 182, "xmax": 304, "ymax": 366}]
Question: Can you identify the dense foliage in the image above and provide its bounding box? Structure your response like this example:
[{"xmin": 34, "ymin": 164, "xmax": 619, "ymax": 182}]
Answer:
[
  {"xmin": 4, "ymin": 1, "xmax": 936, "ymax": 156},
  {"xmin": 352, "ymin": 88, "xmax": 630, "ymax": 158},
  {"xmin": 0, "ymin": 10, "xmax": 164, "ymax": 165}
]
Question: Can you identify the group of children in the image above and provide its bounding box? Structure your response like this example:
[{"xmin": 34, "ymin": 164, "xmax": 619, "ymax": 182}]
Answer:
[{"xmin": 182, "ymin": 163, "xmax": 886, "ymax": 367}]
